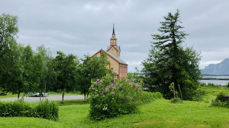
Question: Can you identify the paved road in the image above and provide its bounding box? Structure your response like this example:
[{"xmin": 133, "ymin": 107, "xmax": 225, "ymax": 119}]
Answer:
[{"xmin": 0, "ymin": 94, "xmax": 84, "ymax": 102}]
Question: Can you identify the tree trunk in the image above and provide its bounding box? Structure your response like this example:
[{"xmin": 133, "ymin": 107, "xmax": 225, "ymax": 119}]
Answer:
[
  {"xmin": 62, "ymin": 89, "xmax": 64, "ymax": 104},
  {"xmin": 84, "ymin": 93, "xmax": 86, "ymax": 100},
  {"xmin": 172, "ymin": 84, "xmax": 176, "ymax": 98},
  {"xmin": 178, "ymin": 84, "xmax": 183, "ymax": 99},
  {"xmin": 39, "ymin": 91, "xmax": 42, "ymax": 102},
  {"xmin": 17, "ymin": 91, "xmax": 20, "ymax": 100}
]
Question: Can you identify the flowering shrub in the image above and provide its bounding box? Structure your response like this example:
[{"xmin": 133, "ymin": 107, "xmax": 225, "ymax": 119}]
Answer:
[{"xmin": 89, "ymin": 75, "xmax": 142, "ymax": 120}]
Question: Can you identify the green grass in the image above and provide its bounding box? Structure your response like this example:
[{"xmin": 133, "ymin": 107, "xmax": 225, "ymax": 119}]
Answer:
[
  {"xmin": 200, "ymin": 85, "xmax": 229, "ymax": 103},
  {"xmin": 48, "ymin": 91, "xmax": 81, "ymax": 95},
  {"xmin": 0, "ymin": 92, "xmax": 18, "ymax": 98},
  {"xmin": 1, "ymin": 86, "xmax": 229, "ymax": 128}
]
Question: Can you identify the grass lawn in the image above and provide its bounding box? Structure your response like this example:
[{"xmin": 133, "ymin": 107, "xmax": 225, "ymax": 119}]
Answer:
[
  {"xmin": 0, "ymin": 92, "xmax": 17, "ymax": 98},
  {"xmin": 1, "ymin": 86, "xmax": 229, "ymax": 128},
  {"xmin": 48, "ymin": 91, "xmax": 81, "ymax": 95}
]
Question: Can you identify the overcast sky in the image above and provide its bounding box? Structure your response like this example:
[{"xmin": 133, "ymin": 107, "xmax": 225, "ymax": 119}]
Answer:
[{"xmin": 0, "ymin": 0, "xmax": 229, "ymax": 72}]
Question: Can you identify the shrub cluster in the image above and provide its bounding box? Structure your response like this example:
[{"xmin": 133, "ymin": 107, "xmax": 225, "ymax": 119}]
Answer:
[
  {"xmin": 0, "ymin": 100, "xmax": 58, "ymax": 120},
  {"xmin": 138, "ymin": 91, "xmax": 163, "ymax": 104},
  {"xmin": 170, "ymin": 97, "xmax": 183, "ymax": 103},
  {"xmin": 89, "ymin": 75, "xmax": 142, "ymax": 120},
  {"xmin": 211, "ymin": 92, "xmax": 229, "ymax": 107}
]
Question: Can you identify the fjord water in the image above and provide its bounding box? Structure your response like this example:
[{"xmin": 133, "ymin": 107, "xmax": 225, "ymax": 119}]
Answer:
[{"xmin": 200, "ymin": 75, "xmax": 229, "ymax": 86}]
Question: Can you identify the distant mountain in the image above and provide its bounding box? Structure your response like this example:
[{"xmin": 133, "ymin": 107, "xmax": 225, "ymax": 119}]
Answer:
[{"xmin": 202, "ymin": 58, "xmax": 229, "ymax": 75}]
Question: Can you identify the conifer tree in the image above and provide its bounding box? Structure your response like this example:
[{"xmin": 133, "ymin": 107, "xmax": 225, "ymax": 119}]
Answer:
[{"xmin": 142, "ymin": 10, "xmax": 201, "ymax": 100}]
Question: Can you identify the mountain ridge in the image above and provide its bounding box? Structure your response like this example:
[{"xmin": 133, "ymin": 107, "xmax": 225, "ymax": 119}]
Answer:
[{"xmin": 202, "ymin": 58, "xmax": 229, "ymax": 75}]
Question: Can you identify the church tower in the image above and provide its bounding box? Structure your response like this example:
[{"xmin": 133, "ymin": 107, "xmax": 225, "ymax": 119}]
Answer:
[
  {"xmin": 92, "ymin": 25, "xmax": 128, "ymax": 79},
  {"xmin": 108, "ymin": 24, "xmax": 121, "ymax": 58}
]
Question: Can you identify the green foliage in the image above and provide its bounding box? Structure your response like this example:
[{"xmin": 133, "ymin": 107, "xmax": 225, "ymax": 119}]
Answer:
[
  {"xmin": 89, "ymin": 75, "xmax": 142, "ymax": 120},
  {"xmin": 52, "ymin": 51, "xmax": 79, "ymax": 103},
  {"xmin": 34, "ymin": 100, "xmax": 59, "ymax": 120},
  {"xmin": 0, "ymin": 100, "xmax": 58, "ymax": 120},
  {"xmin": 138, "ymin": 92, "xmax": 163, "ymax": 104},
  {"xmin": 200, "ymin": 82, "xmax": 221, "ymax": 87},
  {"xmin": 170, "ymin": 97, "xmax": 183, "ymax": 104},
  {"xmin": 0, "ymin": 14, "xmax": 21, "ymax": 97},
  {"xmin": 77, "ymin": 53, "xmax": 109, "ymax": 98},
  {"xmin": 0, "ymin": 100, "xmax": 32, "ymax": 117},
  {"xmin": 33, "ymin": 46, "xmax": 51, "ymax": 96},
  {"xmin": 2, "ymin": 86, "xmax": 229, "ymax": 128},
  {"xmin": 0, "ymin": 14, "xmax": 18, "ymax": 46},
  {"xmin": 211, "ymin": 92, "xmax": 229, "ymax": 107},
  {"xmin": 142, "ymin": 10, "xmax": 201, "ymax": 100}
]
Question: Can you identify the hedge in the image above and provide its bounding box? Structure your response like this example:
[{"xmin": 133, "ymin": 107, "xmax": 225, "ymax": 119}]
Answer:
[{"xmin": 0, "ymin": 100, "xmax": 58, "ymax": 120}]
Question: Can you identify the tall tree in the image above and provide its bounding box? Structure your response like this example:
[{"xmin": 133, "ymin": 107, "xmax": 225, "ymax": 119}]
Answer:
[
  {"xmin": 142, "ymin": 10, "xmax": 201, "ymax": 100},
  {"xmin": 0, "ymin": 14, "xmax": 20, "ymax": 96},
  {"xmin": 0, "ymin": 14, "xmax": 18, "ymax": 48},
  {"xmin": 34, "ymin": 46, "xmax": 51, "ymax": 100},
  {"xmin": 77, "ymin": 53, "xmax": 109, "ymax": 99},
  {"xmin": 53, "ymin": 51, "xmax": 79, "ymax": 104}
]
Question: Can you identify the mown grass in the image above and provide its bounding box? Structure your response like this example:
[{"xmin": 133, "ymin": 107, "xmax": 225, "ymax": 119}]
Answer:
[
  {"xmin": 48, "ymin": 91, "xmax": 81, "ymax": 95},
  {"xmin": 0, "ymin": 92, "xmax": 18, "ymax": 98},
  {"xmin": 1, "ymin": 86, "xmax": 229, "ymax": 128}
]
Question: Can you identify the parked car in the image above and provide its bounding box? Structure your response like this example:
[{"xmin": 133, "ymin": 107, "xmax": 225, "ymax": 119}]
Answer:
[{"xmin": 27, "ymin": 92, "xmax": 48, "ymax": 97}]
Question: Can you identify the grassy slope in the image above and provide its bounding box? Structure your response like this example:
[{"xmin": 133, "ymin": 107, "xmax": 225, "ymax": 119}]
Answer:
[{"xmin": 1, "ymin": 86, "xmax": 229, "ymax": 128}]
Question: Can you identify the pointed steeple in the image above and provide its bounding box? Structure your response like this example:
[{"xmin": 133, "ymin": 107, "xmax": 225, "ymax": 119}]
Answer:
[
  {"xmin": 111, "ymin": 24, "xmax": 117, "ymax": 39},
  {"xmin": 112, "ymin": 24, "xmax": 115, "ymax": 35}
]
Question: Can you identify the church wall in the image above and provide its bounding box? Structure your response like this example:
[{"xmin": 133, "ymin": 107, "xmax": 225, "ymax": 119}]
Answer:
[
  {"xmin": 119, "ymin": 64, "xmax": 128, "ymax": 78},
  {"xmin": 108, "ymin": 47, "xmax": 120, "ymax": 58},
  {"xmin": 94, "ymin": 51, "xmax": 120, "ymax": 76}
]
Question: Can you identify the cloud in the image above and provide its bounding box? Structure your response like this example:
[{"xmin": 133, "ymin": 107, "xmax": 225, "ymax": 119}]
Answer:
[{"xmin": 1, "ymin": 0, "xmax": 229, "ymax": 72}]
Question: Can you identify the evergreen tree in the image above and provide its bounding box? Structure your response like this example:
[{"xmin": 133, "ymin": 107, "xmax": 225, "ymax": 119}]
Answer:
[{"xmin": 142, "ymin": 10, "xmax": 201, "ymax": 100}]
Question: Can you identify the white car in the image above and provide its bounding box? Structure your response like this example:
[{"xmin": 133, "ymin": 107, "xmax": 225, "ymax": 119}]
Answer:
[{"xmin": 27, "ymin": 92, "xmax": 49, "ymax": 97}]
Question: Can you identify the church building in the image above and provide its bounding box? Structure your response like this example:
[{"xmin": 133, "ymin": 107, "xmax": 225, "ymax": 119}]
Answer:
[{"xmin": 92, "ymin": 25, "xmax": 128, "ymax": 79}]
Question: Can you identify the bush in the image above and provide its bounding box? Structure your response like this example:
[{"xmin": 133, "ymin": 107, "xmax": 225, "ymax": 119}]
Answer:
[
  {"xmin": 89, "ymin": 75, "xmax": 142, "ymax": 120},
  {"xmin": 171, "ymin": 97, "xmax": 183, "ymax": 103},
  {"xmin": 212, "ymin": 92, "xmax": 229, "ymax": 107},
  {"xmin": 138, "ymin": 92, "xmax": 163, "ymax": 104},
  {"xmin": 0, "ymin": 99, "xmax": 33, "ymax": 117},
  {"xmin": 0, "ymin": 100, "xmax": 58, "ymax": 120},
  {"xmin": 34, "ymin": 100, "xmax": 58, "ymax": 120}
]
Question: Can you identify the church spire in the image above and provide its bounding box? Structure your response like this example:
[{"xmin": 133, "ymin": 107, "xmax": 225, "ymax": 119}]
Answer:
[{"xmin": 112, "ymin": 24, "xmax": 115, "ymax": 35}]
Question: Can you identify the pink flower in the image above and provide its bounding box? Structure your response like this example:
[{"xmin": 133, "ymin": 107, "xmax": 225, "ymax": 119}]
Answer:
[
  {"xmin": 100, "ymin": 80, "xmax": 103, "ymax": 84},
  {"xmin": 119, "ymin": 84, "xmax": 123, "ymax": 87},
  {"xmin": 105, "ymin": 87, "xmax": 109, "ymax": 92},
  {"xmin": 96, "ymin": 90, "xmax": 98, "ymax": 92},
  {"xmin": 110, "ymin": 84, "xmax": 116, "ymax": 89},
  {"xmin": 91, "ymin": 87, "xmax": 95, "ymax": 90},
  {"xmin": 111, "ymin": 92, "xmax": 115, "ymax": 95}
]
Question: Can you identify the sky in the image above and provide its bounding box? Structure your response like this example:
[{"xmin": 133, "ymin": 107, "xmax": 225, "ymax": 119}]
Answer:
[{"xmin": 0, "ymin": 0, "xmax": 229, "ymax": 72}]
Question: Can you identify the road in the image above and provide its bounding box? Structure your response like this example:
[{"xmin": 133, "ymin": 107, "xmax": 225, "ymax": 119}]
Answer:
[{"xmin": 0, "ymin": 94, "xmax": 84, "ymax": 102}]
